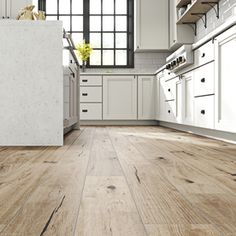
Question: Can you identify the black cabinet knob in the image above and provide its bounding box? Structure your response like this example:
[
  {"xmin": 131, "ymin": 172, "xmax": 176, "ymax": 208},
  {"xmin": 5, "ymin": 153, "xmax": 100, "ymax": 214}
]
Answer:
[
  {"xmin": 82, "ymin": 93, "xmax": 88, "ymax": 96},
  {"xmin": 82, "ymin": 79, "xmax": 88, "ymax": 82},
  {"xmin": 168, "ymin": 88, "xmax": 171, "ymax": 92},
  {"xmin": 201, "ymin": 78, "xmax": 205, "ymax": 83},
  {"xmin": 2, "ymin": 16, "xmax": 5, "ymax": 19},
  {"xmin": 201, "ymin": 53, "xmax": 205, "ymax": 58},
  {"xmin": 201, "ymin": 110, "xmax": 205, "ymax": 115},
  {"xmin": 82, "ymin": 109, "xmax": 88, "ymax": 113},
  {"xmin": 168, "ymin": 110, "xmax": 171, "ymax": 114}
]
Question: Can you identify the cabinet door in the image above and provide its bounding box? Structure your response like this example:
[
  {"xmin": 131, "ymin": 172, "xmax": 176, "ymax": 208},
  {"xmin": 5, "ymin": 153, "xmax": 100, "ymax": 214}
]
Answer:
[
  {"xmin": 0, "ymin": 0, "xmax": 6, "ymax": 19},
  {"xmin": 103, "ymin": 76, "xmax": 137, "ymax": 120},
  {"xmin": 157, "ymin": 72, "xmax": 167, "ymax": 121},
  {"xmin": 8, "ymin": 0, "xmax": 31, "ymax": 19},
  {"xmin": 182, "ymin": 71, "xmax": 194, "ymax": 125},
  {"xmin": 138, "ymin": 76, "xmax": 155, "ymax": 120},
  {"xmin": 175, "ymin": 77, "xmax": 183, "ymax": 124},
  {"xmin": 135, "ymin": 0, "xmax": 168, "ymax": 50},
  {"xmin": 215, "ymin": 26, "xmax": 236, "ymax": 133}
]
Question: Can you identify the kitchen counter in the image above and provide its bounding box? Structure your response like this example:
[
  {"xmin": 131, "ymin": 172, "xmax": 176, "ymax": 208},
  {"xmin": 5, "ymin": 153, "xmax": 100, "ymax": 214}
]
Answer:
[{"xmin": 80, "ymin": 72, "xmax": 156, "ymax": 76}]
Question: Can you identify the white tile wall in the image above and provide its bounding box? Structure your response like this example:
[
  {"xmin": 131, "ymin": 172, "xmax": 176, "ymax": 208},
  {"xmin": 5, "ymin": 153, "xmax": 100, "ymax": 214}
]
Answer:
[
  {"xmin": 195, "ymin": 0, "xmax": 236, "ymax": 41},
  {"xmin": 84, "ymin": 52, "xmax": 170, "ymax": 73}
]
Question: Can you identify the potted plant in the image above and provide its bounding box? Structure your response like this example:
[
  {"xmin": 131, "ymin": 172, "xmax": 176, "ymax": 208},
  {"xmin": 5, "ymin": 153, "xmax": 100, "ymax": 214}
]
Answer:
[{"xmin": 76, "ymin": 40, "xmax": 93, "ymax": 72}]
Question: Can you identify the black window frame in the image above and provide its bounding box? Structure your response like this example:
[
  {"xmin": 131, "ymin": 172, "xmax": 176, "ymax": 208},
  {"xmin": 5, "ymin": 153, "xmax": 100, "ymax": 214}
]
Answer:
[{"xmin": 38, "ymin": 0, "xmax": 134, "ymax": 68}]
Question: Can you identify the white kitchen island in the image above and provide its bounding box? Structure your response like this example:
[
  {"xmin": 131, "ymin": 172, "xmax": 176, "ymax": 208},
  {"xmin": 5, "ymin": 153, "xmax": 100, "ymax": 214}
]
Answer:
[{"xmin": 0, "ymin": 21, "xmax": 64, "ymax": 146}]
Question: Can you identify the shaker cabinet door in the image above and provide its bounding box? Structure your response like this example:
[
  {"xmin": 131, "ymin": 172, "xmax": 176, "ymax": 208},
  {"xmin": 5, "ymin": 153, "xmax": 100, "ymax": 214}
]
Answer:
[
  {"xmin": 215, "ymin": 26, "xmax": 236, "ymax": 133},
  {"xmin": 103, "ymin": 76, "xmax": 137, "ymax": 120}
]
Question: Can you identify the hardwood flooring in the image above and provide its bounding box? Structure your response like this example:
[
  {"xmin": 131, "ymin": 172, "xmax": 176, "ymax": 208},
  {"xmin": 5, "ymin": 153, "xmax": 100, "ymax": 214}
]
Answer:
[{"xmin": 0, "ymin": 126, "xmax": 236, "ymax": 235}]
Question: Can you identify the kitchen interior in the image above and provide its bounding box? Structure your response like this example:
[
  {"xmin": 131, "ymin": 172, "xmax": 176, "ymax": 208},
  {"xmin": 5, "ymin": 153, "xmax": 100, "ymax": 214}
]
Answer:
[{"xmin": 0, "ymin": 0, "xmax": 236, "ymax": 235}]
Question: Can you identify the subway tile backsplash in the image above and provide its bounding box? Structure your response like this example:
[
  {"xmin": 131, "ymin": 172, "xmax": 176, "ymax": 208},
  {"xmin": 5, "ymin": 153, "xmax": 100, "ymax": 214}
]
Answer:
[
  {"xmin": 195, "ymin": 0, "xmax": 236, "ymax": 41},
  {"xmin": 84, "ymin": 52, "xmax": 170, "ymax": 74}
]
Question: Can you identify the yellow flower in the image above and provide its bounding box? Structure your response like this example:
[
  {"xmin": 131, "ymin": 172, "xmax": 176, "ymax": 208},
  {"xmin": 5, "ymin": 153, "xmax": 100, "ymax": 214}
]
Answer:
[{"xmin": 76, "ymin": 40, "xmax": 93, "ymax": 62}]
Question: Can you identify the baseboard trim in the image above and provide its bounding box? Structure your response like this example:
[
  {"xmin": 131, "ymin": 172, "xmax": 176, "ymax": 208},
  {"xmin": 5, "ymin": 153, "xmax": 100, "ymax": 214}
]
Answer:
[
  {"xmin": 159, "ymin": 121, "xmax": 236, "ymax": 144},
  {"xmin": 80, "ymin": 120, "xmax": 159, "ymax": 126}
]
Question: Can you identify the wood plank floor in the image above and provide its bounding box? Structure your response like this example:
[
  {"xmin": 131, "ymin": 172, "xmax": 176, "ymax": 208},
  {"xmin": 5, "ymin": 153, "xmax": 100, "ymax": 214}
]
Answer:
[{"xmin": 1, "ymin": 126, "xmax": 236, "ymax": 236}]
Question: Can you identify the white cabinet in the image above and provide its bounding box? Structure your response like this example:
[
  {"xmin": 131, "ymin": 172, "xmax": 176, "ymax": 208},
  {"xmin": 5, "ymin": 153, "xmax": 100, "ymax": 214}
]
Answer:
[
  {"xmin": 169, "ymin": 0, "xmax": 193, "ymax": 49},
  {"xmin": 64, "ymin": 68, "xmax": 78, "ymax": 128},
  {"xmin": 0, "ymin": 0, "xmax": 31, "ymax": 19},
  {"xmin": 175, "ymin": 77, "xmax": 183, "ymax": 123},
  {"xmin": 135, "ymin": 0, "xmax": 169, "ymax": 51},
  {"xmin": 80, "ymin": 104, "xmax": 102, "ymax": 120},
  {"xmin": 138, "ymin": 76, "xmax": 155, "ymax": 120},
  {"xmin": 214, "ymin": 26, "xmax": 236, "ymax": 133},
  {"xmin": 182, "ymin": 71, "xmax": 194, "ymax": 126},
  {"xmin": 103, "ymin": 76, "xmax": 137, "ymax": 120}
]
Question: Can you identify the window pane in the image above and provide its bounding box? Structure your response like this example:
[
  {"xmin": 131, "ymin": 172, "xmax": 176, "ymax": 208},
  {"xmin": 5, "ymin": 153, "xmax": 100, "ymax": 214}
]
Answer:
[
  {"xmin": 72, "ymin": 33, "xmax": 83, "ymax": 45},
  {"xmin": 46, "ymin": 16, "xmax": 57, "ymax": 21},
  {"xmin": 116, "ymin": 16, "xmax": 127, "ymax": 31},
  {"xmin": 72, "ymin": 16, "xmax": 83, "ymax": 31},
  {"xmin": 103, "ymin": 50, "xmax": 114, "ymax": 65},
  {"xmin": 59, "ymin": 16, "xmax": 70, "ymax": 31},
  {"xmin": 90, "ymin": 0, "xmax": 101, "ymax": 14},
  {"xmin": 90, "ymin": 50, "xmax": 101, "ymax": 65},
  {"xmin": 103, "ymin": 16, "xmax": 114, "ymax": 31},
  {"xmin": 59, "ymin": 0, "xmax": 70, "ymax": 14},
  {"xmin": 103, "ymin": 33, "xmax": 114, "ymax": 48},
  {"xmin": 90, "ymin": 33, "xmax": 101, "ymax": 48},
  {"xmin": 116, "ymin": 50, "xmax": 127, "ymax": 65},
  {"xmin": 116, "ymin": 0, "xmax": 127, "ymax": 14},
  {"xmin": 90, "ymin": 16, "xmax": 101, "ymax": 31},
  {"xmin": 46, "ymin": 0, "xmax": 57, "ymax": 14},
  {"xmin": 32, "ymin": 0, "xmax": 38, "ymax": 10},
  {"xmin": 116, "ymin": 33, "xmax": 127, "ymax": 48},
  {"xmin": 103, "ymin": 0, "xmax": 114, "ymax": 14},
  {"xmin": 72, "ymin": 0, "xmax": 83, "ymax": 14}
]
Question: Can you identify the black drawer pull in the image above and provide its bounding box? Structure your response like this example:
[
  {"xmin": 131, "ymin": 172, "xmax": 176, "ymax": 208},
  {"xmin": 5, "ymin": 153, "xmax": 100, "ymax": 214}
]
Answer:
[
  {"xmin": 201, "ymin": 110, "xmax": 205, "ymax": 115},
  {"xmin": 168, "ymin": 110, "xmax": 171, "ymax": 114},
  {"xmin": 82, "ymin": 109, "xmax": 88, "ymax": 113},
  {"xmin": 82, "ymin": 79, "xmax": 88, "ymax": 82},
  {"xmin": 201, "ymin": 78, "xmax": 205, "ymax": 83},
  {"xmin": 201, "ymin": 53, "xmax": 205, "ymax": 58},
  {"xmin": 168, "ymin": 88, "xmax": 171, "ymax": 92},
  {"xmin": 82, "ymin": 93, "xmax": 88, "ymax": 96}
]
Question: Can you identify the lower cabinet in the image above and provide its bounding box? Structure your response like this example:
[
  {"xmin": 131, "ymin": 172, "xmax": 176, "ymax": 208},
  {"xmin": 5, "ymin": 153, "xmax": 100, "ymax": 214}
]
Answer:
[
  {"xmin": 138, "ymin": 76, "xmax": 155, "ymax": 120},
  {"xmin": 214, "ymin": 25, "xmax": 236, "ymax": 133},
  {"xmin": 182, "ymin": 71, "xmax": 194, "ymax": 126},
  {"xmin": 64, "ymin": 68, "xmax": 78, "ymax": 128},
  {"xmin": 80, "ymin": 103, "xmax": 102, "ymax": 120},
  {"xmin": 103, "ymin": 76, "xmax": 137, "ymax": 120}
]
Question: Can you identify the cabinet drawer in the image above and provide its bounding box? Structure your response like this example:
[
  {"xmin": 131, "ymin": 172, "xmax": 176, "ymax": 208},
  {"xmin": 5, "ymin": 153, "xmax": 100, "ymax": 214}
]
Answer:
[
  {"xmin": 164, "ymin": 78, "xmax": 178, "ymax": 101},
  {"xmin": 194, "ymin": 95, "xmax": 214, "ymax": 129},
  {"xmin": 80, "ymin": 104, "xmax": 102, "ymax": 120},
  {"xmin": 80, "ymin": 76, "xmax": 102, "ymax": 86},
  {"xmin": 165, "ymin": 100, "xmax": 176, "ymax": 122},
  {"xmin": 194, "ymin": 62, "xmax": 214, "ymax": 96},
  {"xmin": 194, "ymin": 41, "xmax": 214, "ymax": 67},
  {"xmin": 80, "ymin": 87, "xmax": 102, "ymax": 102}
]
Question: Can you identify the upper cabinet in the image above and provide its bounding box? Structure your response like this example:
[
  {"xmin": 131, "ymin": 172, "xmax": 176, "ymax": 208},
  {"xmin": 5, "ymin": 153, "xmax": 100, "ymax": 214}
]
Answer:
[
  {"xmin": 135, "ymin": 0, "xmax": 169, "ymax": 51},
  {"xmin": 169, "ymin": 0, "xmax": 193, "ymax": 49},
  {"xmin": 0, "ymin": 0, "xmax": 31, "ymax": 19}
]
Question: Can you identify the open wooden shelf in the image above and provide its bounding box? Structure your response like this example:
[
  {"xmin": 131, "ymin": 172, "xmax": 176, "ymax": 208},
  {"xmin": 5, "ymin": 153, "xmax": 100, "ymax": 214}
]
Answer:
[
  {"xmin": 176, "ymin": 0, "xmax": 191, "ymax": 8},
  {"xmin": 177, "ymin": 0, "xmax": 218, "ymax": 25}
]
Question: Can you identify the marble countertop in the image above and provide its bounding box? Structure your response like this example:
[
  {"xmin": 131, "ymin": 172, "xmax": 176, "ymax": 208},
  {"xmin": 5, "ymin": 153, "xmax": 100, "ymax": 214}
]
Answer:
[{"xmin": 80, "ymin": 72, "xmax": 156, "ymax": 76}]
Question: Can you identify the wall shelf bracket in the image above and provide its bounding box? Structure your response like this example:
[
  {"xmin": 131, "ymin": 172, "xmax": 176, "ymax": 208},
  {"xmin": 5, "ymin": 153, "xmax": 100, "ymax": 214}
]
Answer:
[
  {"xmin": 201, "ymin": 2, "xmax": 220, "ymax": 19},
  {"xmin": 191, "ymin": 13, "xmax": 207, "ymax": 28},
  {"xmin": 182, "ymin": 22, "xmax": 197, "ymax": 36}
]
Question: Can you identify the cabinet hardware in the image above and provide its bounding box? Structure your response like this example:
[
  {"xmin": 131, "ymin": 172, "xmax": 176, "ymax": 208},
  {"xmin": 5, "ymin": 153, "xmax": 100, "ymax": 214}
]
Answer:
[
  {"xmin": 82, "ymin": 79, "xmax": 88, "ymax": 82},
  {"xmin": 82, "ymin": 109, "xmax": 88, "ymax": 112},
  {"xmin": 2, "ymin": 16, "xmax": 5, "ymax": 19},
  {"xmin": 201, "ymin": 53, "xmax": 205, "ymax": 58},
  {"xmin": 168, "ymin": 110, "xmax": 171, "ymax": 114},
  {"xmin": 201, "ymin": 78, "xmax": 205, "ymax": 83},
  {"xmin": 7, "ymin": 16, "xmax": 9, "ymax": 19},
  {"xmin": 168, "ymin": 88, "xmax": 171, "ymax": 92},
  {"xmin": 82, "ymin": 93, "xmax": 88, "ymax": 96},
  {"xmin": 201, "ymin": 110, "xmax": 205, "ymax": 115},
  {"xmin": 71, "ymin": 72, "xmax": 75, "ymax": 78}
]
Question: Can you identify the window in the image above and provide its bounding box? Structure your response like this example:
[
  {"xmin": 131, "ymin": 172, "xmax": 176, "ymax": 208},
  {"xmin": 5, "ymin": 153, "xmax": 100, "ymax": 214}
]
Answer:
[{"xmin": 38, "ymin": 0, "xmax": 134, "ymax": 68}]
